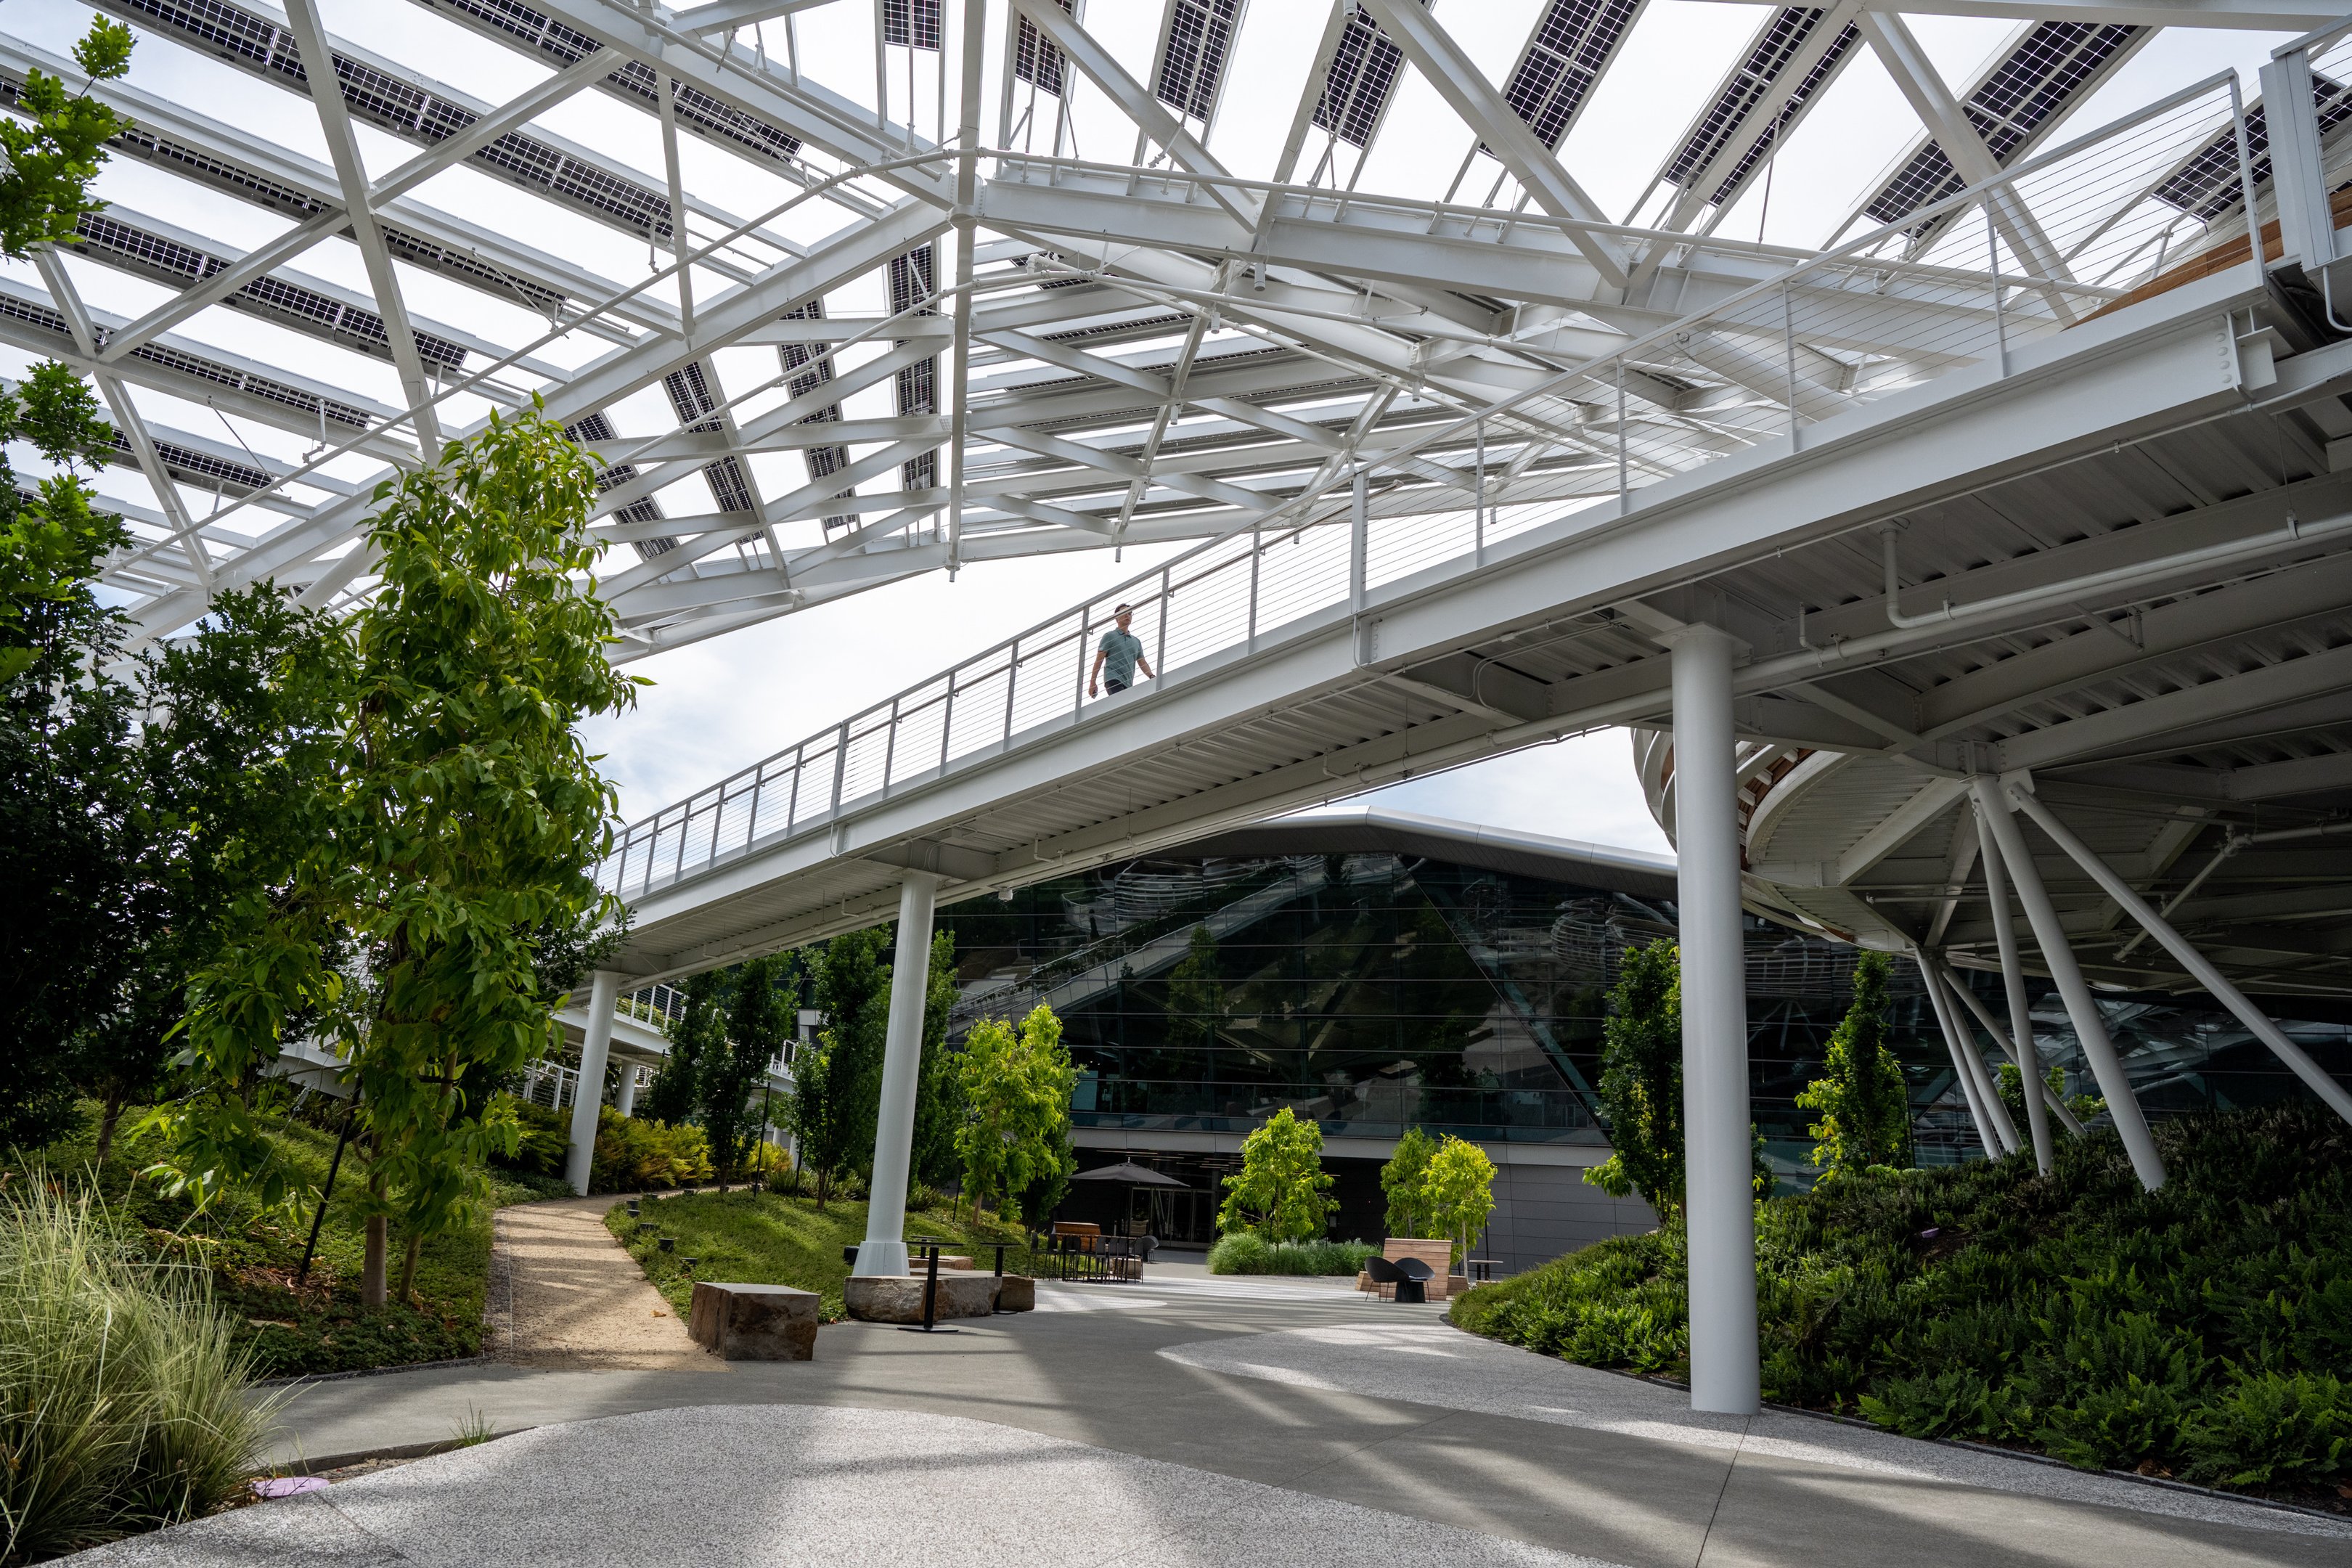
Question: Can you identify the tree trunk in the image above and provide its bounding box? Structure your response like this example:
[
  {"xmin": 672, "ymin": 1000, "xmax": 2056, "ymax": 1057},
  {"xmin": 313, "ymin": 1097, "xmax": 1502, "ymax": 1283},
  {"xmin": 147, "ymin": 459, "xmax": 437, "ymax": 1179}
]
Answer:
[
  {"xmin": 396, "ymin": 1230, "xmax": 422, "ymax": 1304},
  {"xmin": 362, "ymin": 1214, "xmax": 388, "ymax": 1308},
  {"xmin": 94, "ymin": 1095, "xmax": 123, "ymax": 1165}
]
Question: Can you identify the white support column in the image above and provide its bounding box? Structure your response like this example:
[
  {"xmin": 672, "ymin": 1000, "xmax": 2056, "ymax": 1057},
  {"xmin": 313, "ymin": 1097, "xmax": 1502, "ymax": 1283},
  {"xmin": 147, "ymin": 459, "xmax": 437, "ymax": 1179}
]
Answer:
[
  {"xmin": 1970, "ymin": 778, "xmax": 2166, "ymax": 1191},
  {"xmin": 1922, "ymin": 957, "xmax": 2017, "ymax": 1156},
  {"xmin": 615, "ymin": 1063, "xmax": 639, "ymax": 1118},
  {"xmin": 1971, "ymin": 804, "xmax": 2054, "ymax": 1172},
  {"xmin": 2008, "ymin": 787, "xmax": 2352, "ymax": 1130},
  {"xmin": 566, "ymin": 970, "xmax": 621, "ymax": 1196},
  {"xmin": 1941, "ymin": 963, "xmax": 2087, "ymax": 1138},
  {"xmin": 854, "ymin": 872, "xmax": 942, "ymax": 1277},
  {"xmin": 1664, "ymin": 624, "xmax": 1758, "ymax": 1417},
  {"xmin": 1915, "ymin": 954, "xmax": 1997, "ymax": 1156}
]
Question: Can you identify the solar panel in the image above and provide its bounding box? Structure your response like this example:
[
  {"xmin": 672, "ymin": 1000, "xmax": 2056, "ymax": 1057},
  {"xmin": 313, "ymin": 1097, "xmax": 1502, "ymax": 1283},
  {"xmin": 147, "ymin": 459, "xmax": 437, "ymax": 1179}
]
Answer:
[
  {"xmin": 2153, "ymin": 77, "xmax": 2352, "ymax": 222},
  {"xmin": 1312, "ymin": 1, "xmax": 1424, "ymax": 150},
  {"xmin": 566, "ymin": 412, "xmax": 679, "ymax": 560},
  {"xmin": 777, "ymin": 300, "xmax": 858, "ymax": 532},
  {"xmin": 1663, "ymin": 8, "xmax": 1857, "ymax": 207},
  {"xmin": 663, "ymin": 364, "xmax": 759, "ymax": 518},
  {"xmin": 114, "ymin": 430, "xmax": 271, "ymax": 493},
  {"xmin": 1156, "ymin": 0, "xmax": 1242, "ymax": 121},
  {"xmin": 1015, "ymin": 0, "xmax": 1077, "ymax": 97},
  {"xmin": 881, "ymin": 0, "xmax": 943, "ymax": 51},
  {"xmin": 890, "ymin": 246, "xmax": 939, "ymax": 491},
  {"xmin": 1863, "ymin": 23, "xmax": 2141, "ymax": 226},
  {"xmin": 1494, "ymin": 0, "xmax": 1643, "ymax": 153}
]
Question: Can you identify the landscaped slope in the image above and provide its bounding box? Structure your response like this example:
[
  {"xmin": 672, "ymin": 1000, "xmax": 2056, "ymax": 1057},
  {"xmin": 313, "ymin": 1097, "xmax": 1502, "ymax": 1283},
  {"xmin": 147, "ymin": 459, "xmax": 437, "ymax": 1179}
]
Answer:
[{"xmin": 1451, "ymin": 1103, "xmax": 2352, "ymax": 1503}]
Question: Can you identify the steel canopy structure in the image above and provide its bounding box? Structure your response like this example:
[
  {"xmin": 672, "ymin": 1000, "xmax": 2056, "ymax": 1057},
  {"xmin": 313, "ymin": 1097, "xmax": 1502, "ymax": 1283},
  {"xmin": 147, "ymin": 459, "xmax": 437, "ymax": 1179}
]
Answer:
[{"xmin": 30, "ymin": 0, "xmax": 2352, "ymax": 1413}]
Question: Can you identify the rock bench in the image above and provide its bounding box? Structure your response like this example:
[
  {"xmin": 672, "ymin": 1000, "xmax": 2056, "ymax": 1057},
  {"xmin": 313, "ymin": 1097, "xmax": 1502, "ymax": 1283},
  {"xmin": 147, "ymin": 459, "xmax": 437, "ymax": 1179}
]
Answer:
[
  {"xmin": 687, "ymin": 1282, "xmax": 819, "ymax": 1360},
  {"xmin": 844, "ymin": 1272, "xmax": 1035, "ymax": 1323}
]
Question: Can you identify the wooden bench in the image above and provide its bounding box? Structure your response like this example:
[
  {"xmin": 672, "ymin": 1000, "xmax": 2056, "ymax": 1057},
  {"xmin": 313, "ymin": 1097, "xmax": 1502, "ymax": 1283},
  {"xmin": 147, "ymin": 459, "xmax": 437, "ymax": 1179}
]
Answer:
[{"xmin": 1360, "ymin": 1238, "xmax": 1458, "ymax": 1302}]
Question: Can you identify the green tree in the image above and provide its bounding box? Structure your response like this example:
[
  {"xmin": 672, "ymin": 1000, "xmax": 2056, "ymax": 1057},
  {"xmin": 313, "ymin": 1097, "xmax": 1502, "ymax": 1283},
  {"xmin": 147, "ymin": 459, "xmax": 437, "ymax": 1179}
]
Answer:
[
  {"xmin": 1218, "ymin": 1107, "xmax": 1334, "ymax": 1242},
  {"xmin": 1997, "ymin": 1059, "xmax": 2104, "ymax": 1128},
  {"xmin": 910, "ymin": 930, "xmax": 965, "ymax": 1190},
  {"xmin": 791, "ymin": 929, "xmax": 890, "ymax": 1206},
  {"xmin": 1796, "ymin": 951, "xmax": 1911, "ymax": 1179},
  {"xmin": 1423, "ymin": 1135, "xmax": 1498, "ymax": 1267},
  {"xmin": 1380, "ymin": 1125, "xmax": 1438, "ymax": 1238},
  {"xmin": 638, "ymin": 970, "xmax": 726, "ymax": 1127},
  {"xmin": 161, "ymin": 404, "xmax": 637, "ymax": 1307},
  {"xmin": 0, "ymin": 17, "xmax": 134, "ymax": 261},
  {"xmin": 1166, "ymin": 924, "xmax": 1224, "ymax": 1053},
  {"xmin": 1584, "ymin": 940, "xmax": 1684, "ymax": 1212},
  {"xmin": 955, "ymin": 1004, "xmax": 1075, "ymax": 1220},
  {"xmin": 707, "ymin": 955, "xmax": 792, "ymax": 1174}
]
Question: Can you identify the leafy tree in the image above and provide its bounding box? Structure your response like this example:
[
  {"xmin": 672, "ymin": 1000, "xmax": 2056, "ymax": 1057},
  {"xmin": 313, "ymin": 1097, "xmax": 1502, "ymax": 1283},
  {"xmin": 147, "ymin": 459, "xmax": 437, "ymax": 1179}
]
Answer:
[
  {"xmin": 1797, "ymin": 951, "xmax": 1911, "ymax": 1179},
  {"xmin": 160, "ymin": 404, "xmax": 637, "ymax": 1307},
  {"xmin": 910, "ymin": 930, "xmax": 965, "ymax": 1190},
  {"xmin": 1380, "ymin": 1125, "xmax": 1438, "ymax": 1238},
  {"xmin": 1584, "ymin": 941, "xmax": 1684, "ymax": 1212},
  {"xmin": 1423, "ymin": 1135, "xmax": 1498, "ymax": 1266},
  {"xmin": 1166, "ymin": 924, "xmax": 1223, "ymax": 1052},
  {"xmin": 0, "ymin": 17, "xmax": 134, "ymax": 260},
  {"xmin": 707, "ymin": 954, "xmax": 792, "ymax": 1174},
  {"xmin": 1218, "ymin": 1107, "xmax": 1334, "ymax": 1242},
  {"xmin": 1997, "ymin": 1059, "xmax": 2104, "ymax": 1129},
  {"xmin": 1014, "ymin": 1121, "xmax": 1076, "ymax": 1231},
  {"xmin": 791, "ymin": 929, "xmax": 890, "ymax": 1206},
  {"xmin": 955, "ymin": 1004, "xmax": 1075, "ymax": 1220},
  {"xmin": 639, "ymin": 969, "xmax": 727, "ymax": 1127}
]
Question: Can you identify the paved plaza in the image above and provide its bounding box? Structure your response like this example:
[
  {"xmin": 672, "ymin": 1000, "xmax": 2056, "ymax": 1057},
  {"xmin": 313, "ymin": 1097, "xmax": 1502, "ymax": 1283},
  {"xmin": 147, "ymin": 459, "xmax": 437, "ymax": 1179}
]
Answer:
[{"xmin": 84, "ymin": 1262, "xmax": 2351, "ymax": 1568}]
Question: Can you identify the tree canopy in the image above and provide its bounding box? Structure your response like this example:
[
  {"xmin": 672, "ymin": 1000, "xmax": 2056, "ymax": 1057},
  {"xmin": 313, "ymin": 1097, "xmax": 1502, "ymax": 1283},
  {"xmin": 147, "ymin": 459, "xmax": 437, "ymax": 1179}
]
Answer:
[
  {"xmin": 1380, "ymin": 1126, "xmax": 1438, "ymax": 1238},
  {"xmin": 955, "ymin": 1003, "xmax": 1074, "ymax": 1220},
  {"xmin": 1219, "ymin": 1107, "xmax": 1334, "ymax": 1243},
  {"xmin": 1796, "ymin": 951, "xmax": 1911, "ymax": 1179},
  {"xmin": 1583, "ymin": 940, "xmax": 1684, "ymax": 1212}
]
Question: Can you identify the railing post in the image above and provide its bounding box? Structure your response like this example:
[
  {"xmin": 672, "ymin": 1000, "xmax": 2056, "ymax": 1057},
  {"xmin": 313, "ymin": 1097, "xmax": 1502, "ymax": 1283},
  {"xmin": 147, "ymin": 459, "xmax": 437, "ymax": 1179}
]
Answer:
[
  {"xmin": 828, "ymin": 719, "xmax": 850, "ymax": 814},
  {"xmin": 1003, "ymin": 637, "xmax": 1019, "ymax": 742},
  {"xmin": 1988, "ymin": 209, "xmax": 2006, "ymax": 375},
  {"xmin": 939, "ymin": 670, "xmax": 957, "ymax": 771},
  {"xmin": 1474, "ymin": 418, "xmax": 1486, "ymax": 565},
  {"xmin": 1615, "ymin": 359, "xmax": 1628, "ymax": 510},
  {"xmin": 1073, "ymin": 610, "xmax": 1090, "ymax": 714},
  {"xmin": 1248, "ymin": 525, "xmax": 1261, "ymax": 645},
  {"xmin": 2230, "ymin": 73, "xmax": 2264, "ymax": 271},
  {"xmin": 785, "ymin": 746, "xmax": 805, "ymax": 833},
  {"xmin": 1156, "ymin": 565, "xmax": 1169, "ymax": 679},
  {"xmin": 1781, "ymin": 280, "xmax": 1799, "ymax": 448},
  {"xmin": 744, "ymin": 775, "xmax": 762, "ymax": 851},
  {"xmin": 881, "ymin": 695, "xmax": 902, "ymax": 788},
  {"xmin": 671, "ymin": 811, "xmax": 688, "ymax": 881}
]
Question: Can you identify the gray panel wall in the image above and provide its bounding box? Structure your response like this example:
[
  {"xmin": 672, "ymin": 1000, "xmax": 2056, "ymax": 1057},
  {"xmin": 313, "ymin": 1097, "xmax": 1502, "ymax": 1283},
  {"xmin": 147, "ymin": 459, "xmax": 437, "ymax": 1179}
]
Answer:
[{"xmin": 1480, "ymin": 1161, "xmax": 1659, "ymax": 1275}]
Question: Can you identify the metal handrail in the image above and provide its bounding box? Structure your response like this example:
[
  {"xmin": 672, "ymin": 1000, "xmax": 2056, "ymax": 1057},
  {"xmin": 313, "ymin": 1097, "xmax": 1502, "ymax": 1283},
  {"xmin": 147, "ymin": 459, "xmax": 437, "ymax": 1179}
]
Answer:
[{"xmin": 602, "ymin": 80, "xmax": 2252, "ymax": 903}]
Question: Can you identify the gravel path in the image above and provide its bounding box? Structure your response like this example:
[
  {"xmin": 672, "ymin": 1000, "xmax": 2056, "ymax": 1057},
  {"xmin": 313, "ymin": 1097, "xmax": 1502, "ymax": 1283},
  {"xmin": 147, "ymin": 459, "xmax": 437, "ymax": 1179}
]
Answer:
[
  {"xmin": 76, "ymin": 1405, "xmax": 1627, "ymax": 1567},
  {"xmin": 1158, "ymin": 1321, "xmax": 2352, "ymax": 1542},
  {"xmin": 487, "ymin": 1196, "xmax": 722, "ymax": 1373}
]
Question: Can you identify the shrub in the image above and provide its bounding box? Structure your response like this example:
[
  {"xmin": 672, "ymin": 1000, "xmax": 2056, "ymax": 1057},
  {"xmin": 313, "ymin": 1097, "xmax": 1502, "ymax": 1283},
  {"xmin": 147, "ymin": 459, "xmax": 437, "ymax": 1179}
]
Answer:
[
  {"xmin": 0, "ymin": 1183, "xmax": 274, "ymax": 1562},
  {"xmin": 1453, "ymin": 1103, "xmax": 2352, "ymax": 1497},
  {"xmin": 589, "ymin": 1108, "xmax": 713, "ymax": 1193},
  {"xmin": 1207, "ymin": 1234, "xmax": 1374, "ymax": 1276}
]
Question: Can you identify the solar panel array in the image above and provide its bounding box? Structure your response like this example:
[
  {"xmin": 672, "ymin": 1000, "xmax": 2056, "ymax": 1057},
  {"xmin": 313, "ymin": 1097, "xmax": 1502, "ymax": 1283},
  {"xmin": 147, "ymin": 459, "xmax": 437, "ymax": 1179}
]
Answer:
[
  {"xmin": 2152, "ymin": 77, "xmax": 2352, "ymax": 222},
  {"xmin": 1495, "ymin": 0, "xmax": 1643, "ymax": 152},
  {"xmin": 1155, "ymin": 0, "xmax": 1241, "ymax": 122},
  {"xmin": 1863, "ymin": 22, "xmax": 2141, "ymax": 225},
  {"xmin": 1663, "ymin": 7, "xmax": 1857, "ymax": 208},
  {"xmin": 1312, "ymin": 0, "xmax": 1424, "ymax": 150}
]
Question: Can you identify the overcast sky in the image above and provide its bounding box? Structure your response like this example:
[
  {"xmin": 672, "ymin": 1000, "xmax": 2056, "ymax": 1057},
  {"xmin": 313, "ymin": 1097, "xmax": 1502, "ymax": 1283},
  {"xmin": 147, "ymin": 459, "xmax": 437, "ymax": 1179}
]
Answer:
[{"xmin": 10, "ymin": 1, "xmax": 2295, "ymax": 862}]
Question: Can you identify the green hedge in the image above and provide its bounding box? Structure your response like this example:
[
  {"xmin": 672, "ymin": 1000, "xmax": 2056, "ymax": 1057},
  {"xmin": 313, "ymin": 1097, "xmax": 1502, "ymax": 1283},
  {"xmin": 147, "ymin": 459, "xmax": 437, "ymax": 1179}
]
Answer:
[
  {"xmin": 1451, "ymin": 1103, "xmax": 2352, "ymax": 1497},
  {"xmin": 1208, "ymin": 1234, "xmax": 1376, "ymax": 1275}
]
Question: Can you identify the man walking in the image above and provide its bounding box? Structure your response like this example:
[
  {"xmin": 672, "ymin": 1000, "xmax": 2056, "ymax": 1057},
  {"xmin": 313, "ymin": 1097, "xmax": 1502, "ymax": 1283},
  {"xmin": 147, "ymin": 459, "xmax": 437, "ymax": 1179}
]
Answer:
[{"xmin": 1089, "ymin": 603, "xmax": 1153, "ymax": 698}]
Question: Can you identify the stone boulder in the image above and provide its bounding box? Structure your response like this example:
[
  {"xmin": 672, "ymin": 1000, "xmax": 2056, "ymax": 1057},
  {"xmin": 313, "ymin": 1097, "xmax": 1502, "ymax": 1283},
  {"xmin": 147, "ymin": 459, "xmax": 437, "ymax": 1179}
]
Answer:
[
  {"xmin": 688, "ymin": 1281, "xmax": 819, "ymax": 1360},
  {"xmin": 844, "ymin": 1272, "xmax": 1000, "ymax": 1323},
  {"xmin": 995, "ymin": 1274, "xmax": 1036, "ymax": 1312}
]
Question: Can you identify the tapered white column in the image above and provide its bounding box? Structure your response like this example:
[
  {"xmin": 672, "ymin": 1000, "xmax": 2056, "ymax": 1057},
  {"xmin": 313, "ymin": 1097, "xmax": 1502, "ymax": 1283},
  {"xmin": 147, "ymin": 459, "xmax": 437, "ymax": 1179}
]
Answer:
[
  {"xmin": 1970, "ymin": 778, "xmax": 2165, "ymax": 1191},
  {"xmin": 854, "ymin": 872, "xmax": 942, "ymax": 1278},
  {"xmin": 566, "ymin": 969, "xmax": 621, "ymax": 1196},
  {"xmin": 1919, "ymin": 957, "xmax": 2014, "ymax": 1156},
  {"xmin": 614, "ymin": 1064, "xmax": 638, "ymax": 1118},
  {"xmin": 1970, "ymin": 805, "xmax": 2054, "ymax": 1172},
  {"xmin": 1665, "ymin": 625, "xmax": 1758, "ymax": 1416},
  {"xmin": 2009, "ymin": 786, "xmax": 2352, "ymax": 1129}
]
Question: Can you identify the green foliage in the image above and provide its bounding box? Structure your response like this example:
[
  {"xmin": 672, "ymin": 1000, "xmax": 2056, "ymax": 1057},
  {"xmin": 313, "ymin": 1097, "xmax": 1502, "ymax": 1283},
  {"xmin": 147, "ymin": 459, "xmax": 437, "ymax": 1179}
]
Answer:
[
  {"xmin": 1795, "ymin": 951, "xmax": 1911, "ymax": 1179},
  {"xmin": 1998, "ymin": 1059, "xmax": 2104, "ymax": 1127},
  {"xmin": 1207, "ymin": 1233, "xmax": 1376, "ymax": 1275},
  {"xmin": 637, "ymin": 969, "xmax": 724, "ymax": 1127},
  {"xmin": 0, "ymin": 17, "xmax": 134, "ymax": 263},
  {"xmin": 158, "ymin": 405, "xmax": 638, "ymax": 1301},
  {"xmin": 0, "ymin": 1180, "xmax": 272, "ymax": 1564},
  {"xmin": 955, "ymin": 1004, "xmax": 1076, "ymax": 1220},
  {"xmin": 1456, "ymin": 1102, "xmax": 2352, "ymax": 1498},
  {"xmin": 911, "ymin": 931, "xmax": 965, "ymax": 1190},
  {"xmin": 707, "ymin": 955, "xmax": 792, "ymax": 1175},
  {"xmin": 791, "ymin": 929, "xmax": 890, "ymax": 1206},
  {"xmin": 1583, "ymin": 940, "xmax": 1683, "ymax": 1211},
  {"xmin": 1380, "ymin": 1126, "xmax": 1438, "ymax": 1238},
  {"xmin": 1423, "ymin": 1135, "xmax": 1498, "ymax": 1266},
  {"xmin": 1219, "ymin": 1107, "xmax": 1334, "ymax": 1243},
  {"xmin": 608, "ymin": 1185, "xmax": 1034, "ymax": 1325},
  {"xmin": 497, "ymin": 1099, "xmax": 711, "ymax": 1193}
]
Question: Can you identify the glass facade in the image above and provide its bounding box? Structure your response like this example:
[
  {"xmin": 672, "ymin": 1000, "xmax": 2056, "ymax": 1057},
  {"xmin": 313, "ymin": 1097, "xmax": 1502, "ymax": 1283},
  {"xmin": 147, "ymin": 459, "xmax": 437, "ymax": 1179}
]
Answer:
[{"xmin": 935, "ymin": 835, "xmax": 2352, "ymax": 1218}]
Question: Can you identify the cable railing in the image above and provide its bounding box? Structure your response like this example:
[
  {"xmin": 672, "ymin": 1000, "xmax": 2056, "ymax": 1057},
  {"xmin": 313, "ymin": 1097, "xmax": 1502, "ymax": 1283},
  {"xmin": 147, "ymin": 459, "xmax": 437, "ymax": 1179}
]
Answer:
[{"xmin": 603, "ymin": 76, "xmax": 2254, "ymax": 904}]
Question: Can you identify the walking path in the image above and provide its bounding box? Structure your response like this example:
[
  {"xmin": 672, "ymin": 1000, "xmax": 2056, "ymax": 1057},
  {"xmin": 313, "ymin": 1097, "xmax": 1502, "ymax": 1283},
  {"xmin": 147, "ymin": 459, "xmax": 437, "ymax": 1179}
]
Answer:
[{"xmin": 486, "ymin": 1195, "xmax": 719, "ymax": 1373}]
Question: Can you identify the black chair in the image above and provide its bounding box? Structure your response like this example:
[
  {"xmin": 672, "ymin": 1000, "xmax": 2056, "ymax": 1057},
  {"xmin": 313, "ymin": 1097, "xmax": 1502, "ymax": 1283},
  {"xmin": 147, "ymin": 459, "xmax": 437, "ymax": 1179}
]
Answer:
[{"xmin": 1364, "ymin": 1254, "xmax": 1429, "ymax": 1304}]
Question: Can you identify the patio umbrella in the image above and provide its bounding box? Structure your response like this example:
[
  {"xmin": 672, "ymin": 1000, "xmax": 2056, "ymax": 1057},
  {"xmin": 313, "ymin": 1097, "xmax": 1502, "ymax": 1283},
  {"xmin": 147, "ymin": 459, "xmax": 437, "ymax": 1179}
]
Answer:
[{"xmin": 1070, "ymin": 1161, "xmax": 1188, "ymax": 1188}]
